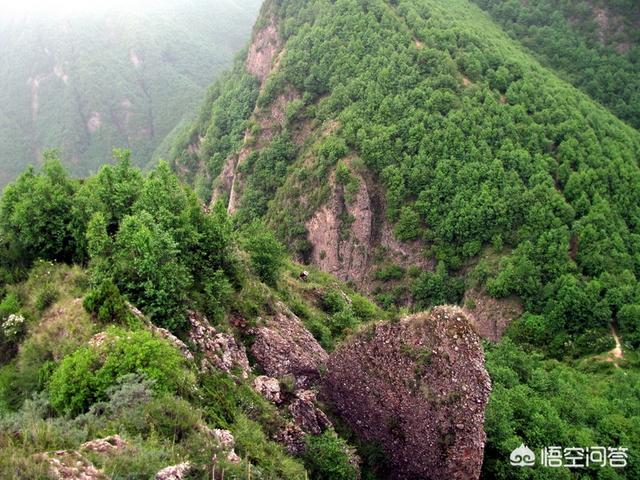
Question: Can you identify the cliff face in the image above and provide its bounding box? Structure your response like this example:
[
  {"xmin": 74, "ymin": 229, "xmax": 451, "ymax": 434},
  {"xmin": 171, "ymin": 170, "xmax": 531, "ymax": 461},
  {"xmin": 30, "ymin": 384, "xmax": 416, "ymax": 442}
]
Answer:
[{"xmin": 322, "ymin": 306, "xmax": 491, "ymax": 480}]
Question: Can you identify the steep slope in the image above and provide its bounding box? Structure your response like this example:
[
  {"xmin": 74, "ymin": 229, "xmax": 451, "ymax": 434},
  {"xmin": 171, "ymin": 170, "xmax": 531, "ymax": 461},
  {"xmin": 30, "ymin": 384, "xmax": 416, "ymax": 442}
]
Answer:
[
  {"xmin": 0, "ymin": 0, "xmax": 262, "ymax": 187},
  {"xmin": 471, "ymin": 0, "xmax": 640, "ymax": 129},
  {"xmin": 173, "ymin": 0, "xmax": 640, "ymax": 356}
]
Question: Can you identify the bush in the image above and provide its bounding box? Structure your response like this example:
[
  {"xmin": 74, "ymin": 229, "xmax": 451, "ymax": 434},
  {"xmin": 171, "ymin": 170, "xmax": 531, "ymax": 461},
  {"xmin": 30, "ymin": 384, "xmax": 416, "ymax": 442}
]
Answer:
[
  {"xmin": 34, "ymin": 284, "xmax": 59, "ymax": 311},
  {"xmin": 330, "ymin": 308, "xmax": 358, "ymax": 336},
  {"xmin": 142, "ymin": 394, "xmax": 201, "ymax": 441},
  {"xmin": 48, "ymin": 329, "xmax": 189, "ymax": 416},
  {"xmin": 374, "ymin": 264, "xmax": 405, "ymax": 282},
  {"xmin": 322, "ymin": 290, "xmax": 348, "ymax": 314},
  {"xmin": 232, "ymin": 414, "xmax": 307, "ymax": 479},
  {"xmin": 394, "ymin": 207, "xmax": 421, "ymax": 241},
  {"xmin": 83, "ymin": 280, "xmax": 131, "ymax": 324},
  {"xmin": 304, "ymin": 430, "xmax": 359, "ymax": 480},
  {"xmin": 412, "ymin": 263, "xmax": 464, "ymax": 309},
  {"xmin": 243, "ymin": 224, "xmax": 286, "ymax": 286},
  {"xmin": 0, "ymin": 292, "xmax": 21, "ymax": 319},
  {"xmin": 350, "ymin": 293, "xmax": 377, "ymax": 321},
  {"xmin": 48, "ymin": 346, "xmax": 102, "ymax": 416}
]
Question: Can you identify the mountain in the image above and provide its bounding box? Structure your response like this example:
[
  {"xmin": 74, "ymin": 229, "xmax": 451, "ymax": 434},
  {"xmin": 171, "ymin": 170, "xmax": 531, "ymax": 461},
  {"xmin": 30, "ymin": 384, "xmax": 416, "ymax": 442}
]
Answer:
[
  {"xmin": 471, "ymin": 0, "xmax": 640, "ymax": 129},
  {"xmin": 0, "ymin": 0, "xmax": 262, "ymax": 187},
  {"xmin": 174, "ymin": 0, "xmax": 640, "ymax": 350},
  {"xmin": 1, "ymin": 0, "xmax": 640, "ymax": 478},
  {"xmin": 171, "ymin": 0, "xmax": 640, "ymax": 476}
]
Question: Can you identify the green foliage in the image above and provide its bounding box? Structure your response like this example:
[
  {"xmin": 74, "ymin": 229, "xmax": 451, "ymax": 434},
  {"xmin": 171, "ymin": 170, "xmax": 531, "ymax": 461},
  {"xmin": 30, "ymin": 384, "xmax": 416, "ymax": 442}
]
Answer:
[
  {"xmin": 184, "ymin": 0, "xmax": 640, "ymax": 352},
  {"xmin": 304, "ymin": 430, "xmax": 359, "ymax": 480},
  {"xmin": 243, "ymin": 223, "xmax": 286, "ymax": 286},
  {"xmin": 412, "ymin": 263, "xmax": 464, "ymax": 309},
  {"xmin": 110, "ymin": 212, "xmax": 192, "ymax": 331},
  {"xmin": 374, "ymin": 264, "xmax": 406, "ymax": 282},
  {"xmin": 236, "ymin": 133, "xmax": 298, "ymax": 224},
  {"xmin": 141, "ymin": 394, "xmax": 201, "ymax": 441},
  {"xmin": 34, "ymin": 284, "xmax": 59, "ymax": 312},
  {"xmin": 0, "ymin": 153, "xmax": 76, "ymax": 267},
  {"xmin": 394, "ymin": 207, "xmax": 422, "ymax": 242},
  {"xmin": 172, "ymin": 68, "xmax": 260, "ymax": 189},
  {"xmin": 472, "ymin": 0, "xmax": 640, "ymax": 129},
  {"xmin": 484, "ymin": 338, "xmax": 640, "ymax": 479},
  {"xmin": 350, "ymin": 293, "xmax": 378, "ymax": 321},
  {"xmin": 48, "ymin": 346, "xmax": 102, "ymax": 417},
  {"xmin": 232, "ymin": 414, "xmax": 307, "ymax": 479},
  {"xmin": 322, "ymin": 290, "xmax": 349, "ymax": 315},
  {"xmin": 48, "ymin": 329, "xmax": 189, "ymax": 416},
  {"xmin": 83, "ymin": 280, "xmax": 131, "ymax": 325},
  {"xmin": 0, "ymin": 292, "xmax": 21, "ymax": 319}
]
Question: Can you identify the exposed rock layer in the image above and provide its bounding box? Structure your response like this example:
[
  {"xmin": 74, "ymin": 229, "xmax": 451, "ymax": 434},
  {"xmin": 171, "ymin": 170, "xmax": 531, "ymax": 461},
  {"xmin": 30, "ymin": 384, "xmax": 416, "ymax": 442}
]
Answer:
[
  {"xmin": 250, "ymin": 302, "xmax": 328, "ymax": 389},
  {"xmin": 323, "ymin": 306, "xmax": 491, "ymax": 480}
]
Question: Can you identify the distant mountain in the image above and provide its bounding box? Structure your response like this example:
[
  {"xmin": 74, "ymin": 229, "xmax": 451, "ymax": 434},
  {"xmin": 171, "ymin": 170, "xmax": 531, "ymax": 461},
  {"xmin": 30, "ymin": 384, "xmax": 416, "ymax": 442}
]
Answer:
[{"xmin": 0, "ymin": 0, "xmax": 262, "ymax": 187}]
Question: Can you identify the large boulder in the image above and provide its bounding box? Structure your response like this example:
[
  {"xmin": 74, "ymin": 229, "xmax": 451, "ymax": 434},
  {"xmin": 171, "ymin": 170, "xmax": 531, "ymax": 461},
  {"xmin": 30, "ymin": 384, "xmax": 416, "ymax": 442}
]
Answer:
[
  {"xmin": 250, "ymin": 302, "xmax": 328, "ymax": 389},
  {"xmin": 322, "ymin": 306, "xmax": 491, "ymax": 480}
]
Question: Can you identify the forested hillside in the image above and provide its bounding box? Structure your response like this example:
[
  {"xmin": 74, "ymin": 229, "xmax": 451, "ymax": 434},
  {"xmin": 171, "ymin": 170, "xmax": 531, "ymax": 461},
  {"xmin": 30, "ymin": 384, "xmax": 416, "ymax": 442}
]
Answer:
[
  {"xmin": 472, "ymin": 0, "xmax": 640, "ymax": 129},
  {"xmin": 172, "ymin": 0, "xmax": 640, "ymax": 476},
  {"xmin": 0, "ymin": 0, "xmax": 262, "ymax": 187}
]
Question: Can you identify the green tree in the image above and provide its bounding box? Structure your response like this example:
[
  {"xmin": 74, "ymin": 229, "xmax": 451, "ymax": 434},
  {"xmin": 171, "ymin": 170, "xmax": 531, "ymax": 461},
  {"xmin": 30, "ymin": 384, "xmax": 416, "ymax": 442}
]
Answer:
[
  {"xmin": 0, "ymin": 151, "xmax": 76, "ymax": 266},
  {"xmin": 111, "ymin": 212, "xmax": 192, "ymax": 331},
  {"xmin": 243, "ymin": 223, "xmax": 286, "ymax": 286}
]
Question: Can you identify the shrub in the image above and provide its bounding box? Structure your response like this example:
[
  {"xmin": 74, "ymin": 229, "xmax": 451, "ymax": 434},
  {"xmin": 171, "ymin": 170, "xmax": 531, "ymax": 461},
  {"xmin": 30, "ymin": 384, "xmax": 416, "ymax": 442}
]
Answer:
[
  {"xmin": 48, "ymin": 329, "xmax": 189, "ymax": 416},
  {"xmin": 394, "ymin": 207, "xmax": 421, "ymax": 242},
  {"xmin": 304, "ymin": 430, "xmax": 359, "ymax": 480},
  {"xmin": 322, "ymin": 290, "xmax": 348, "ymax": 314},
  {"xmin": 202, "ymin": 270, "xmax": 234, "ymax": 324},
  {"xmin": 232, "ymin": 414, "xmax": 307, "ymax": 479},
  {"xmin": 350, "ymin": 293, "xmax": 377, "ymax": 321},
  {"xmin": 83, "ymin": 279, "xmax": 131, "ymax": 324},
  {"xmin": 0, "ymin": 292, "xmax": 21, "ymax": 319},
  {"xmin": 2, "ymin": 314, "xmax": 26, "ymax": 343},
  {"xmin": 374, "ymin": 264, "xmax": 406, "ymax": 282},
  {"xmin": 412, "ymin": 263, "xmax": 464, "ymax": 309},
  {"xmin": 142, "ymin": 394, "xmax": 200, "ymax": 441},
  {"xmin": 48, "ymin": 346, "xmax": 102, "ymax": 416},
  {"xmin": 34, "ymin": 284, "xmax": 59, "ymax": 311},
  {"xmin": 243, "ymin": 224, "xmax": 286, "ymax": 286}
]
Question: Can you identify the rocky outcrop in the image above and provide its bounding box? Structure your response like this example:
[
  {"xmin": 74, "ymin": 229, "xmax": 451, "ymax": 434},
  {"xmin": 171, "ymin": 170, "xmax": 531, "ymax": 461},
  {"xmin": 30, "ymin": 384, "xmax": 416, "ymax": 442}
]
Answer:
[
  {"xmin": 462, "ymin": 288, "xmax": 523, "ymax": 342},
  {"xmin": 187, "ymin": 311, "xmax": 250, "ymax": 379},
  {"xmin": 245, "ymin": 16, "xmax": 282, "ymax": 83},
  {"xmin": 322, "ymin": 306, "xmax": 491, "ymax": 480},
  {"xmin": 250, "ymin": 302, "xmax": 328, "ymax": 389},
  {"xmin": 80, "ymin": 435, "xmax": 127, "ymax": 454},
  {"xmin": 288, "ymin": 389, "xmax": 332, "ymax": 435},
  {"xmin": 36, "ymin": 451, "xmax": 107, "ymax": 480},
  {"xmin": 155, "ymin": 463, "xmax": 191, "ymax": 480},
  {"xmin": 127, "ymin": 303, "xmax": 194, "ymax": 361},
  {"xmin": 253, "ymin": 375, "xmax": 282, "ymax": 404},
  {"xmin": 306, "ymin": 170, "xmax": 373, "ymax": 284},
  {"xmin": 306, "ymin": 165, "xmax": 430, "ymax": 291},
  {"xmin": 275, "ymin": 423, "xmax": 307, "ymax": 455}
]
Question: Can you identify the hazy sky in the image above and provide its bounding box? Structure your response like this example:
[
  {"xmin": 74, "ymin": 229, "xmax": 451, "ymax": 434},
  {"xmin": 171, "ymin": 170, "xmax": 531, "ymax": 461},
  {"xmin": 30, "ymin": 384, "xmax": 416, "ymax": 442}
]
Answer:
[{"xmin": 0, "ymin": 0, "xmax": 182, "ymax": 18}]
